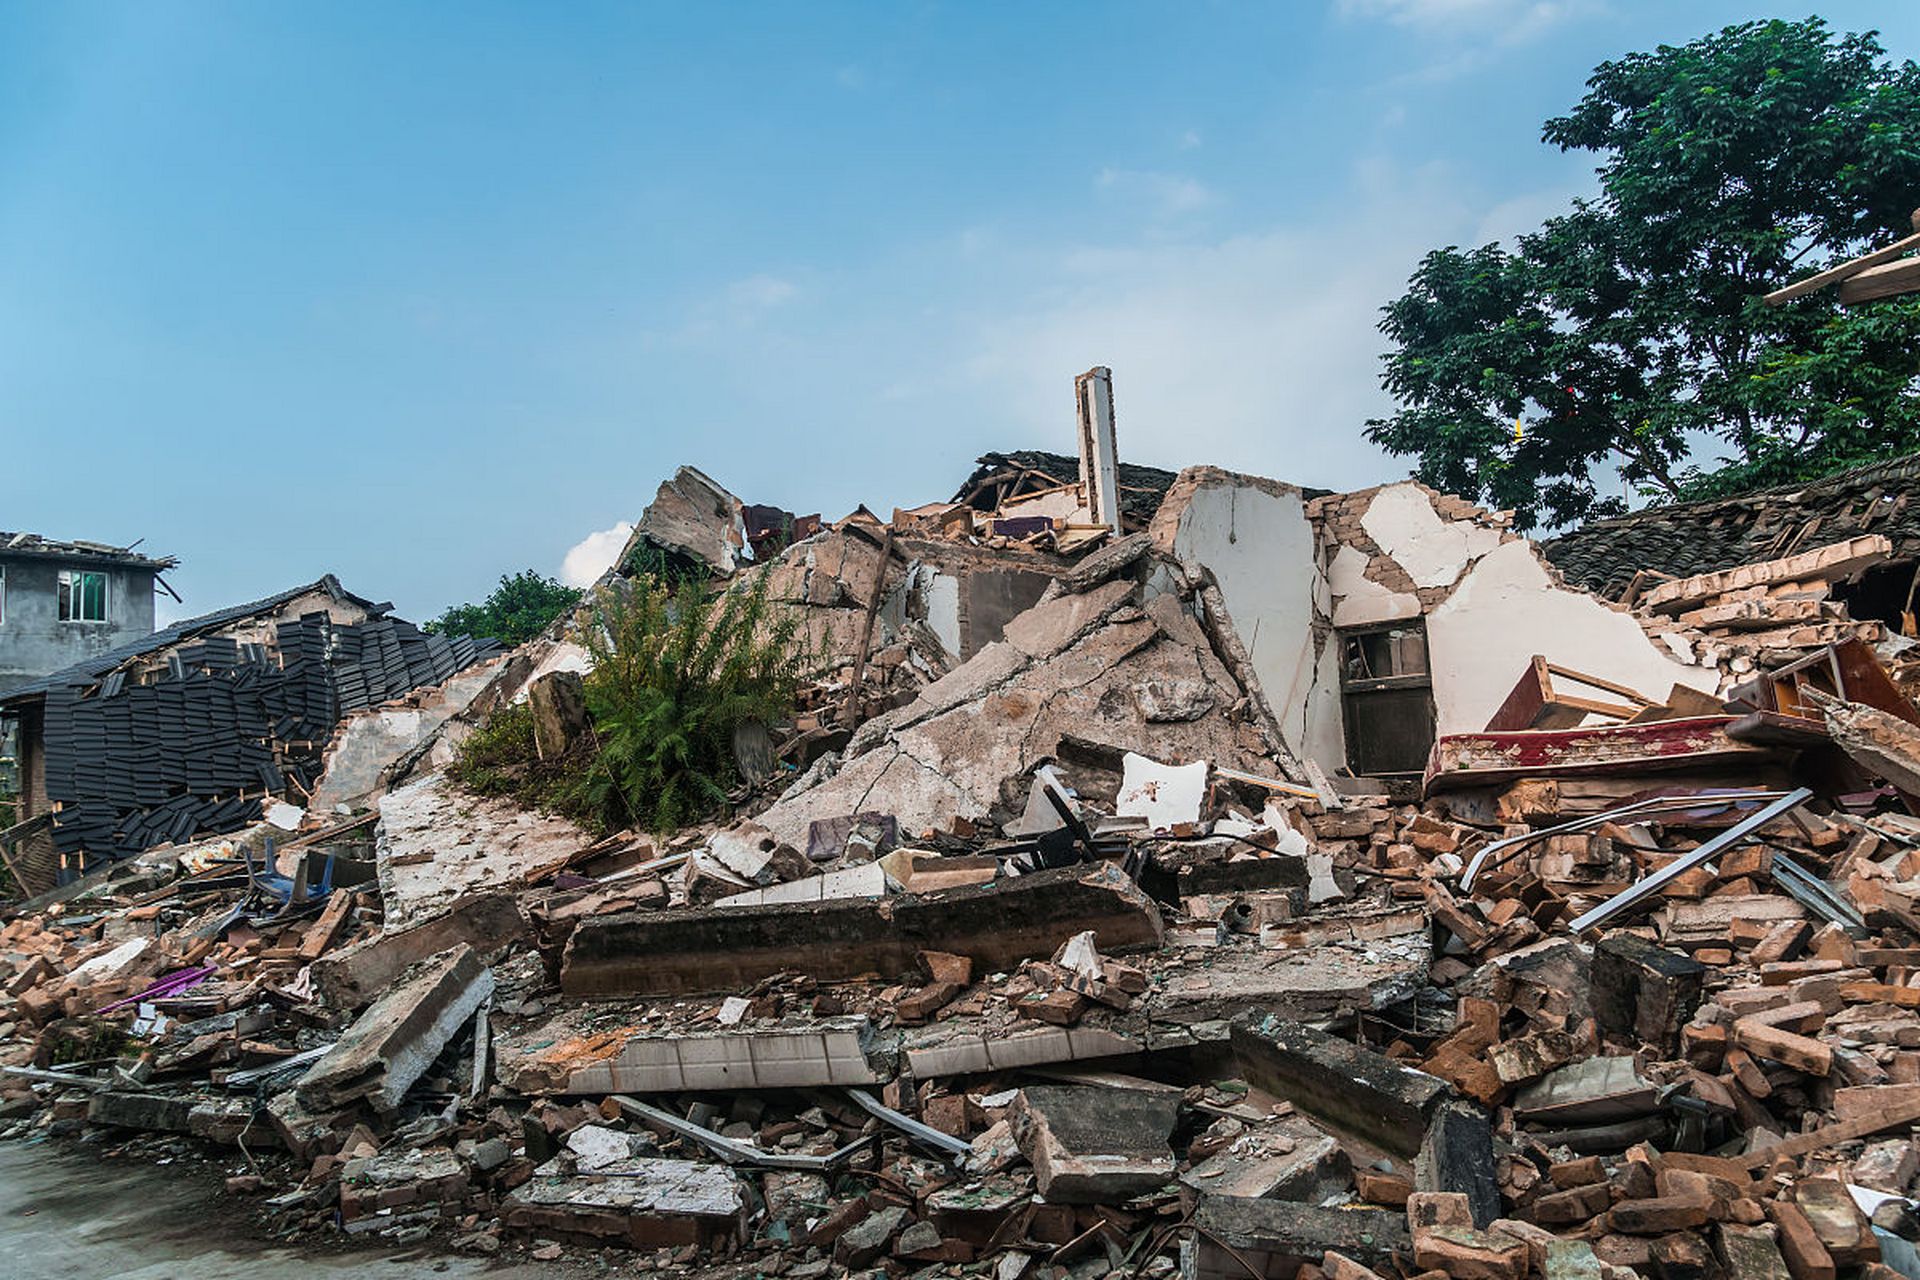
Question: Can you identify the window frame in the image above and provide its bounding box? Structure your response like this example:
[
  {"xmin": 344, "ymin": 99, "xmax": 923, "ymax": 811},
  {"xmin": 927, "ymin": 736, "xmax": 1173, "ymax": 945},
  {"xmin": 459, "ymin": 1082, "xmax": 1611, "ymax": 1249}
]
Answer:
[
  {"xmin": 1337, "ymin": 619, "xmax": 1437, "ymax": 777},
  {"xmin": 58, "ymin": 569, "xmax": 110, "ymax": 624}
]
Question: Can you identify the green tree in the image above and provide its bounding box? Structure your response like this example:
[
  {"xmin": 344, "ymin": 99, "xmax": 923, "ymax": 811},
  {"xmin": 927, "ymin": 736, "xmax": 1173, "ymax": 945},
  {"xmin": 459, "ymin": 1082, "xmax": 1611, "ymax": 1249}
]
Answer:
[
  {"xmin": 1368, "ymin": 18, "xmax": 1920, "ymax": 530},
  {"xmin": 426, "ymin": 571, "xmax": 582, "ymax": 646}
]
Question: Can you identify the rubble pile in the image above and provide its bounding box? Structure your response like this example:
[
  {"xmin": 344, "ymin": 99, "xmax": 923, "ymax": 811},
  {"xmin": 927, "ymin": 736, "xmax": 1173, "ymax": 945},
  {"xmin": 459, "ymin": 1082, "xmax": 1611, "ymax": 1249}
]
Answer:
[{"xmin": 14, "ymin": 419, "xmax": 1920, "ymax": 1278}]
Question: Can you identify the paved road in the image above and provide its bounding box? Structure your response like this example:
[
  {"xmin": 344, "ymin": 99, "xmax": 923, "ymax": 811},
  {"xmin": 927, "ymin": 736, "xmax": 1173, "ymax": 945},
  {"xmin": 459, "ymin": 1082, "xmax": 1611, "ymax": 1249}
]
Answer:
[{"xmin": 0, "ymin": 1140, "xmax": 547, "ymax": 1280}]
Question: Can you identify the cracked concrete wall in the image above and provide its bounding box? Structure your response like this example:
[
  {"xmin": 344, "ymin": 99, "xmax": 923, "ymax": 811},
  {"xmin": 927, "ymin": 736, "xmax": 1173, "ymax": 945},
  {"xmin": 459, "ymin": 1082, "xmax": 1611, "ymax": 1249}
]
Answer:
[
  {"xmin": 1313, "ymin": 482, "xmax": 1718, "ymax": 738},
  {"xmin": 1149, "ymin": 468, "xmax": 1344, "ymax": 771},
  {"xmin": 1427, "ymin": 540, "xmax": 1719, "ymax": 734},
  {"xmin": 741, "ymin": 528, "xmax": 1060, "ymax": 676}
]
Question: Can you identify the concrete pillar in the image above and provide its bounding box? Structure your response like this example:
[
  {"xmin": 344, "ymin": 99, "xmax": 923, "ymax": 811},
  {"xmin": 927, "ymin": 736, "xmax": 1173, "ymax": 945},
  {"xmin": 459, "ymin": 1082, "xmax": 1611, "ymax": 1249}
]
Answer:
[{"xmin": 1074, "ymin": 366, "xmax": 1121, "ymax": 533}]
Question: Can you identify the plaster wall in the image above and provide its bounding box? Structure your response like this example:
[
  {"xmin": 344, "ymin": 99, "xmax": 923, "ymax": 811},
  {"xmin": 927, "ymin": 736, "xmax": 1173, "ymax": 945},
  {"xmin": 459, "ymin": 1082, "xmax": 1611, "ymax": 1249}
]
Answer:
[
  {"xmin": 1155, "ymin": 472, "xmax": 1338, "ymax": 766},
  {"xmin": 1426, "ymin": 539, "xmax": 1720, "ymax": 735}
]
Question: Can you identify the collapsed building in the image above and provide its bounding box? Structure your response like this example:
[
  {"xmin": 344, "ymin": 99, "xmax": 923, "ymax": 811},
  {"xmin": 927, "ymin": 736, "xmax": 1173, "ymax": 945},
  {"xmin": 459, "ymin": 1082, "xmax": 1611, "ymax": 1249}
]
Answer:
[
  {"xmin": 0, "ymin": 576, "xmax": 502, "ymax": 891},
  {"xmin": 9, "ymin": 368, "xmax": 1920, "ymax": 1280}
]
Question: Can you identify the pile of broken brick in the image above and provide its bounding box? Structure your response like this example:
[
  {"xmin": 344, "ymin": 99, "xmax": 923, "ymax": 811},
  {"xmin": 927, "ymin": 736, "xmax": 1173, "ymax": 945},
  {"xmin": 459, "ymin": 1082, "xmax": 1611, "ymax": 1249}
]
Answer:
[
  {"xmin": 10, "ymin": 715, "xmax": 1920, "ymax": 1280},
  {"xmin": 16, "ymin": 453, "xmax": 1920, "ymax": 1280}
]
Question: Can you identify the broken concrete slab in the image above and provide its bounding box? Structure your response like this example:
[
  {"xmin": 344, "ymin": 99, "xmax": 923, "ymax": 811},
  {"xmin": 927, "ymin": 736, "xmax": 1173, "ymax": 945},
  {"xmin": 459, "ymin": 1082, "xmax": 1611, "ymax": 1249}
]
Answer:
[
  {"xmin": 375, "ymin": 773, "xmax": 595, "ymax": 928},
  {"xmin": 311, "ymin": 890, "xmax": 526, "ymax": 1010},
  {"xmin": 754, "ymin": 563, "xmax": 1275, "ymax": 849},
  {"xmin": 1179, "ymin": 1113, "xmax": 1354, "ymax": 1203},
  {"xmin": 1229, "ymin": 1012, "xmax": 1448, "ymax": 1158},
  {"xmin": 713, "ymin": 862, "xmax": 888, "ymax": 908},
  {"xmin": 1512, "ymin": 1056, "xmax": 1659, "ymax": 1127},
  {"xmin": 306, "ymin": 654, "xmax": 508, "ymax": 814},
  {"xmin": 619, "ymin": 465, "xmax": 750, "ymax": 579},
  {"xmin": 1009, "ymin": 1081, "xmax": 1180, "ymax": 1203},
  {"xmin": 297, "ymin": 943, "xmax": 495, "ymax": 1113},
  {"xmin": 1188, "ymin": 1196, "xmax": 1410, "ymax": 1280},
  {"xmin": 501, "ymin": 1155, "xmax": 745, "ymax": 1248},
  {"xmin": 902, "ymin": 1024, "xmax": 1144, "ymax": 1078},
  {"xmin": 86, "ymin": 1090, "xmax": 195, "ymax": 1134},
  {"xmin": 564, "ymin": 1017, "xmax": 888, "ymax": 1093},
  {"xmin": 560, "ymin": 861, "xmax": 1161, "ymax": 997}
]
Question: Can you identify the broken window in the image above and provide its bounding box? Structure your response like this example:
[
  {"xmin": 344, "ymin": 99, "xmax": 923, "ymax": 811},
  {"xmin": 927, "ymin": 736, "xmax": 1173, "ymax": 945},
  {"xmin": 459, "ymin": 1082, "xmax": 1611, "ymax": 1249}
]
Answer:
[
  {"xmin": 1339, "ymin": 621, "xmax": 1435, "ymax": 776},
  {"xmin": 58, "ymin": 569, "xmax": 107, "ymax": 623}
]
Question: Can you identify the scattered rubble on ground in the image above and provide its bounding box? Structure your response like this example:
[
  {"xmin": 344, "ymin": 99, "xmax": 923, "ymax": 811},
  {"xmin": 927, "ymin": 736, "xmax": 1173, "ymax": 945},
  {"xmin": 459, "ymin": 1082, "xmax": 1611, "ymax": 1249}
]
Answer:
[{"xmin": 13, "ymin": 375, "xmax": 1920, "ymax": 1278}]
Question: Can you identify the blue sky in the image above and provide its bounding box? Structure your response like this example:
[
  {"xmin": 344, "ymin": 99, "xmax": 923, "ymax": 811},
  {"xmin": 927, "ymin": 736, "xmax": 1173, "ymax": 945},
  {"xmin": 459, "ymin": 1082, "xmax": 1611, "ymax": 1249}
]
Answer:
[{"xmin": 4, "ymin": 2, "xmax": 1918, "ymax": 623}]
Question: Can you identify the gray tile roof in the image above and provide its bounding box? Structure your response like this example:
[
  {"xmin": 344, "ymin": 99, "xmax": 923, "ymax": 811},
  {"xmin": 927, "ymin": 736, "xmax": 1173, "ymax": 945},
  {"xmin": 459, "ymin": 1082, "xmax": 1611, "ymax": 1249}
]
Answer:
[{"xmin": 1541, "ymin": 452, "xmax": 1920, "ymax": 600}]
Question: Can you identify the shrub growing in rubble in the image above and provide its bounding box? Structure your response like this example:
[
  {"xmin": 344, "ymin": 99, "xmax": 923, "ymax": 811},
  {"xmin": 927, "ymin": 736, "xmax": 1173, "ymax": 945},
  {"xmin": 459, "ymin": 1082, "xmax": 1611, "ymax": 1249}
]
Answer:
[{"xmin": 572, "ymin": 569, "xmax": 803, "ymax": 834}]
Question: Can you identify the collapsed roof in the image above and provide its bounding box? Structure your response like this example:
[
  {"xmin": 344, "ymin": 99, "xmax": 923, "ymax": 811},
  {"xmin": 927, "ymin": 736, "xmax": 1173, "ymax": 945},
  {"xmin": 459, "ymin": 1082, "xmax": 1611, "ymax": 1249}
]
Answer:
[
  {"xmin": 0, "ymin": 530, "xmax": 177, "ymax": 573},
  {"xmin": 1541, "ymin": 450, "xmax": 1920, "ymax": 602}
]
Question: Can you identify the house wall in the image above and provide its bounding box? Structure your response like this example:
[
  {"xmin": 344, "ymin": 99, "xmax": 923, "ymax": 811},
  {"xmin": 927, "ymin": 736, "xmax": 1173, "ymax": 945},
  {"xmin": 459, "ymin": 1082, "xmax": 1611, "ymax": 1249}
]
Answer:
[
  {"xmin": 0, "ymin": 556, "xmax": 158, "ymax": 692},
  {"xmin": 1313, "ymin": 483, "xmax": 1719, "ymax": 741},
  {"xmin": 1150, "ymin": 467, "xmax": 1343, "ymax": 767}
]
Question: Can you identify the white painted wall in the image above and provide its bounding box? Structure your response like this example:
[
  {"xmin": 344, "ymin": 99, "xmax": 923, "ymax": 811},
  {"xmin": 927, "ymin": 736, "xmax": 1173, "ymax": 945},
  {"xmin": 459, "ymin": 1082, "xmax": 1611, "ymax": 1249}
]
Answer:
[
  {"xmin": 1426, "ymin": 539, "xmax": 1719, "ymax": 735},
  {"xmin": 1165, "ymin": 479, "xmax": 1338, "ymax": 766},
  {"xmin": 1360, "ymin": 484, "xmax": 1502, "ymax": 590}
]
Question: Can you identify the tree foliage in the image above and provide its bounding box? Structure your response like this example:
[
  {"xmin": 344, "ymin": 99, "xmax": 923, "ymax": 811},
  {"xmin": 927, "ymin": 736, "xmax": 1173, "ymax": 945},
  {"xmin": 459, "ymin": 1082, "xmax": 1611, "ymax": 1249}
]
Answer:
[
  {"xmin": 1368, "ymin": 18, "xmax": 1920, "ymax": 530},
  {"xmin": 426, "ymin": 571, "xmax": 582, "ymax": 646}
]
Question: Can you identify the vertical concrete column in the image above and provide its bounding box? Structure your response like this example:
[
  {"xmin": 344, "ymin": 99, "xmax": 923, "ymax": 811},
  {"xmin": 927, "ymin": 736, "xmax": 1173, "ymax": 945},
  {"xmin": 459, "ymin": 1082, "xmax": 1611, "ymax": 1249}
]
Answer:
[{"xmin": 1075, "ymin": 366, "xmax": 1121, "ymax": 533}]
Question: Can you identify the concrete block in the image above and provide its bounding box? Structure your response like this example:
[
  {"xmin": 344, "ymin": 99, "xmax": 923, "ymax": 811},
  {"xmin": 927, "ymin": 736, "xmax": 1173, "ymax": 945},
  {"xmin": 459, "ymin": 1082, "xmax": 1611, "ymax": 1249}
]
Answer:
[
  {"xmin": 1229, "ymin": 1012, "xmax": 1448, "ymax": 1158},
  {"xmin": 501, "ymin": 1155, "xmax": 744, "ymax": 1248},
  {"xmin": 565, "ymin": 1016, "xmax": 887, "ymax": 1093},
  {"xmin": 1188, "ymin": 1196, "xmax": 1409, "ymax": 1280},
  {"xmin": 1009, "ymin": 1082, "xmax": 1179, "ymax": 1204},
  {"xmin": 297, "ymin": 943, "xmax": 495, "ymax": 1113},
  {"xmin": 561, "ymin": 861, "xmax": 1162, "ymax": 997},
  {"xmin": 312, "ymin": 891, "xmax": 524, "ymax": 1010},
  {"xmin": 1592, "ymin": 933, "xmax": 1704, "ymax": 1056},
  {"xmin": 86, "ymin": 1091, "xmax": 194, "ymax": 1134}
]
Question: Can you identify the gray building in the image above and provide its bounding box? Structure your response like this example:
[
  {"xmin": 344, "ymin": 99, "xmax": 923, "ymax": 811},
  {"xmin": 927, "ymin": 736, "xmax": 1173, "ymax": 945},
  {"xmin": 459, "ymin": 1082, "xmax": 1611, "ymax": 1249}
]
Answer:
[{"xmin": 0, "ymin": 532, "xmax": 175, "ymax": 695}]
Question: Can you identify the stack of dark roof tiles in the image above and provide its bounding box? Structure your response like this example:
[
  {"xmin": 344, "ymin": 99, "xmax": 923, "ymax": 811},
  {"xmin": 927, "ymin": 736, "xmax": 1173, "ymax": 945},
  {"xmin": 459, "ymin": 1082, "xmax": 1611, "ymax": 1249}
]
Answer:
[{"xmin": 43, "ymin": 614, "xmax": 500, "ymax": 867}]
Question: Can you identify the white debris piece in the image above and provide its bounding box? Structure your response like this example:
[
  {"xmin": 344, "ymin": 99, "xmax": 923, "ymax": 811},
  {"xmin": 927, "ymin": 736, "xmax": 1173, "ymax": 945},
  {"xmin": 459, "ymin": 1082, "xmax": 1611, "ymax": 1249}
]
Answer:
[{"xmin": 1115, "ymin": 753, "xmax": 1207, "ymax": 832}]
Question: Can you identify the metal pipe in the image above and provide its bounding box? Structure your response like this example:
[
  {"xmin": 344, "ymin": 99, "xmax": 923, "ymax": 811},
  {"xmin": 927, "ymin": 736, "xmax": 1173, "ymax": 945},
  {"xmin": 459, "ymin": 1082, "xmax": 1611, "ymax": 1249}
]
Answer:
[
  {"xmin": 1460, "ymin": 788, "xmax": 1793, "ymax": 892},
  {"xmin": 1565, "ymin": 787, "xmax": 1813, "ymax": 935}
]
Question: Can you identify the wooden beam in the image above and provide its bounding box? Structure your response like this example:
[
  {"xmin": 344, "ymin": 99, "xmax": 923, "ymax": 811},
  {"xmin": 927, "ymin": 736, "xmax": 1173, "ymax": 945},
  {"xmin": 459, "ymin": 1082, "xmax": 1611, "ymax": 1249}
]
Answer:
[
  {"xmin": 1764, "ymin": 229, "xmax": 1920, "ymax": 306},
  {"xmin": 1736, "ymin": 1095, "xmax": 1920, "ymax": 1169},
  {"xmin": 1838, "ymin": 254, "xmax": 1920, "ymax": 305}
]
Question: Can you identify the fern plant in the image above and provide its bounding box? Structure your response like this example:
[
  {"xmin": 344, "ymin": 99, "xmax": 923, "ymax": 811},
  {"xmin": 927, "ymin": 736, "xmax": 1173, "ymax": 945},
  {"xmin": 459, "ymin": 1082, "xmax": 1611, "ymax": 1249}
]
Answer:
[{"xmin": 572, "ymin": 569, "xmax": 803, "ymax": 833}]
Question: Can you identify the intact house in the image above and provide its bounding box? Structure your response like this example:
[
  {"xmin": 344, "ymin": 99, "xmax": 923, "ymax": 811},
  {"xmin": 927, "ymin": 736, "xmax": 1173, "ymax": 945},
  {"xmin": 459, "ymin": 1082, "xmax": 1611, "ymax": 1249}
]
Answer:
[{"xmin": 0, "ymin": 532, "xmax": 175, "ymax": 695}]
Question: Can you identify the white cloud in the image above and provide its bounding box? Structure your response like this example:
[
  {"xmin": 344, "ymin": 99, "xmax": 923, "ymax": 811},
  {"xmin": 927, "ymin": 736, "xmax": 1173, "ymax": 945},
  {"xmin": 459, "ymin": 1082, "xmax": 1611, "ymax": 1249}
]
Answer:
[
  {"xmin": 726, "ymin": 274, "xmax": 799, "ymax": 311},
  {"xmin": 1337, "ymin": 0, "xmax": 1600, "ymax": 43},
  {"xmin": 561, "ymin": 521, "xmax": 632, "ymax": 587},
  {"xmin": 1095, "ymin": 168, "xmax": 1219, "ymax": 218},
  {"xmin": 959, "ymin": 163, "xmax": 1592, "ymax": 492},
  {"xmin": 674, "ymin": 273, "xmax": 801, "ymax": 342},
  {"xmin": 1178, "ymin": 130, "xmax": 1203, "ymax": 151}
]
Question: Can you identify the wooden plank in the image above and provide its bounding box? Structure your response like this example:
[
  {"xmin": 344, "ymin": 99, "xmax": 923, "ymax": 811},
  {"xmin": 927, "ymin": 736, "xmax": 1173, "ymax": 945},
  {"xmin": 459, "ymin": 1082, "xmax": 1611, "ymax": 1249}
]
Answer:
[
  {"xmin": 1838, "ymin": 254, "xmax": 1920, "ymax": 304},
  {"xmin": 1764, "ymin": 230, "xmax": 1920, "ymax": 306},
  {"xmin": 297, "ymin": 890, "xmax": 354, "ymax": 962},
  {"xmin": 1736, "ymin": 1096, "xmax": 1920, "ymax": 1169}
]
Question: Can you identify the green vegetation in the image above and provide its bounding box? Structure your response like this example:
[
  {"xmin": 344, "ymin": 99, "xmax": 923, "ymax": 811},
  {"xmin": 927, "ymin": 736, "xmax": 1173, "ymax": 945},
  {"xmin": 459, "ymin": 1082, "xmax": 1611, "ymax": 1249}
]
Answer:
[
  {"xmin": 426, "ymin": 571, "xmax": 583, "ymax": 646},
  {"xmin": 448, "ymin": 570, "xmax": 804, "ymax": 835},
  {"xmin": 1369, "ymin": 18, "xmax": 1920, "ymax": 530}
]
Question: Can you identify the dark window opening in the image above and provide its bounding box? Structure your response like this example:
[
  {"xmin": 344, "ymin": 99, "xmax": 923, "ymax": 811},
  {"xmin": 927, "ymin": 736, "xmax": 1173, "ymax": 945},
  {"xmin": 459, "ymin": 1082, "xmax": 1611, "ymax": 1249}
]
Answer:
[
  {"xmin": 58, "ymin": 570, "xmax": 108, "ymax": 623},
  {"xmin": 1340, "ymin": 621, "xmax": 1436, "ymax": 776}
]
